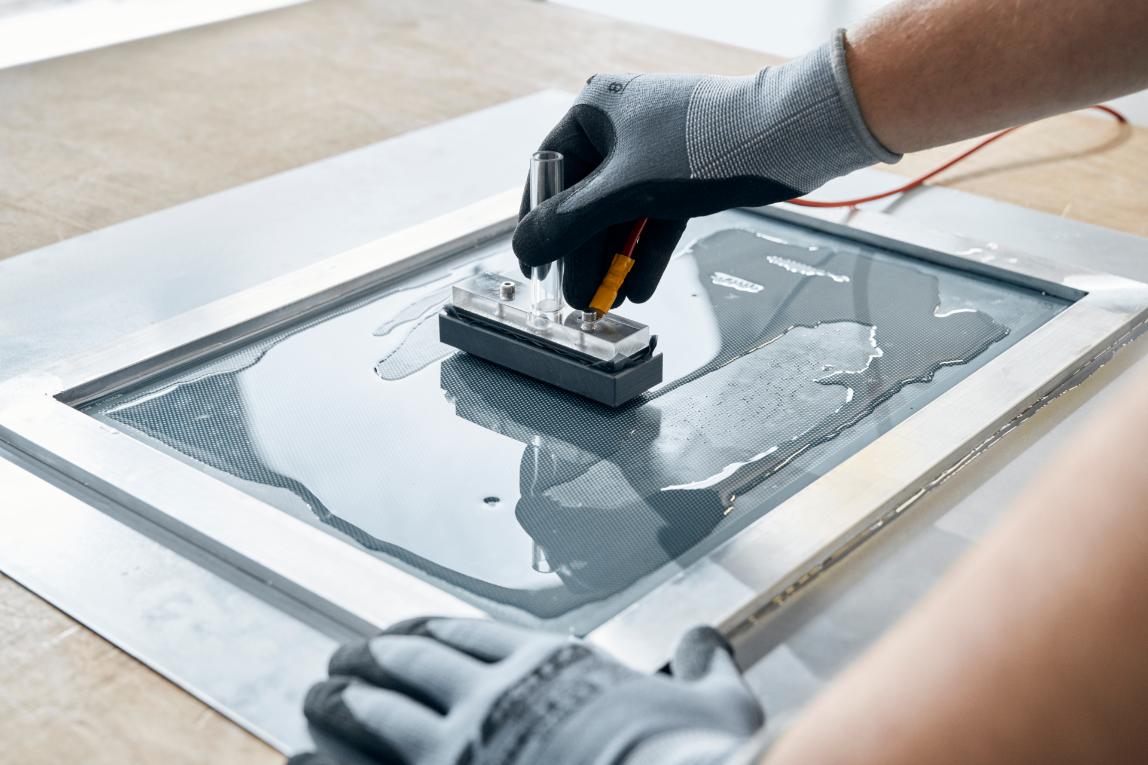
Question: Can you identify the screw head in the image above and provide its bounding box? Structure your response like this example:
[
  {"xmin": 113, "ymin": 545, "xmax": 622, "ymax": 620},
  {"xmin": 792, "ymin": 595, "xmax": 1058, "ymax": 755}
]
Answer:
[{"xmin": 579, "ymin": 309, "xmax": 602, "ymax": 331}]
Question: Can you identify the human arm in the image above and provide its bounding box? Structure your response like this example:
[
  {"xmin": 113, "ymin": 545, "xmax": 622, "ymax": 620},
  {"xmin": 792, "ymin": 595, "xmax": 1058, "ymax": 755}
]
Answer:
[
  {"xmin": 757, "ymin": 361, "xmax": 1148, "ymax": 765},
  {"xmin": 849, "ymin": 0, "xmax": 1148, "ymax": 152},
  {"xmin": 289, "ymin": 358, "xmax": 1148, "ymax": 765},
  {"xmin": 514, "ymin": 0, "xmax": 1148, "ymax": 308}
]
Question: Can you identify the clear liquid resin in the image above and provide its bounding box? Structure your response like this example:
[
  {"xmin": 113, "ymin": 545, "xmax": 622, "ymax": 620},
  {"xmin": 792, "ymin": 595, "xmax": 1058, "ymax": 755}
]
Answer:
[{"xmin": 83, "ymin": 211, "xmax": 1067, "ymax": 633}]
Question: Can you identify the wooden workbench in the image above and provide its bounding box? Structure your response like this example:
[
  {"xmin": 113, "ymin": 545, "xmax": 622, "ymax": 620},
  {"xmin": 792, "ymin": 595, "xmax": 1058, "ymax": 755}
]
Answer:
[{"xmin": 1, "ymin": 0, "xmax": 1145, "ymax": 762}]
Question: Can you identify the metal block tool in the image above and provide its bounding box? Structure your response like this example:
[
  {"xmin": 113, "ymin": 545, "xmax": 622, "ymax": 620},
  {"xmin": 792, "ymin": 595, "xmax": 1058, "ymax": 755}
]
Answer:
[{"xmin": 438, "ymin": 152, "xmax": 663, "ymax": 406}]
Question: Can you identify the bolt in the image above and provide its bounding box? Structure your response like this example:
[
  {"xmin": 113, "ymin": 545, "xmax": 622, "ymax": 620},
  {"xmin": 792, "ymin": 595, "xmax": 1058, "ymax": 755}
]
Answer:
[{"xmin": 579, "ymin": 309, "xmax": 602, "ymax": 331}]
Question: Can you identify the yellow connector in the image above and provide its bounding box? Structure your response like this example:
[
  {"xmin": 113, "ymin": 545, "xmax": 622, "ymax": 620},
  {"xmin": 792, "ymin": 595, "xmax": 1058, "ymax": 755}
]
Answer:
[{"xmin": 589, "ymin": 253, "xmax": 636, "ymax": 315}]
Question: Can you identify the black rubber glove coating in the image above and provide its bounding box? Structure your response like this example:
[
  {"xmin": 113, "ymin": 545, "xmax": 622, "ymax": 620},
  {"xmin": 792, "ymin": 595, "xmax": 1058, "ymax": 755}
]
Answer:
[
  {"xmin": 512, "ymin": 98, "xmax": 795, "ymax": 310},
  {"xmin": 510, "ymin": 37, "xmax": 901, "ymax": 310}
]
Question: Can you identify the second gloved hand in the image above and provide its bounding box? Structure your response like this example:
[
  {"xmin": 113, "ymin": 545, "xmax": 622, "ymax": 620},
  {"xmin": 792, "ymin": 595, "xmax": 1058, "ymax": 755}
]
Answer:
[
  {"xmin": 513, "ymin": 29, "xmax": 899, "ymax": 310},
  {"xmin": 291, "ymin": 618, "xmax": 764, "ymax": 765}
]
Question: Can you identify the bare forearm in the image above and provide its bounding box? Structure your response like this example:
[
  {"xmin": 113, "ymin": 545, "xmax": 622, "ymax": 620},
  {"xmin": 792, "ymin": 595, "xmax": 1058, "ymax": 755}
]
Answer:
[
  {"xmin": 848, "ymin": 0, "xmax": 1148, "ymax": 152},
  {"xmin": 761, "ymin": 362, "xmax": 1148, "ymax": 765}
]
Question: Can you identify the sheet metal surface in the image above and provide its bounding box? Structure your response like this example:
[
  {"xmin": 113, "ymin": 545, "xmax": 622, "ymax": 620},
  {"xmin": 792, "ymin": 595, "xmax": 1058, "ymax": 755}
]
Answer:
[
  {"xmin": 4, "ymin": 91, "xmax": 1147, "ymax": 753},
  {"xmin": 83, "ymin": 211, "xmax": 1066, "ymax": 634}
]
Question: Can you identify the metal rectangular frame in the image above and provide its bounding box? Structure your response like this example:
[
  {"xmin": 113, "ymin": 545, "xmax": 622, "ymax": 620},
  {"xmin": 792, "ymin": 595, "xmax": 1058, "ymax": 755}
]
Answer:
[{"xmin": 2, "ymin": 188, "xmax": 1147, "ymax": 670}]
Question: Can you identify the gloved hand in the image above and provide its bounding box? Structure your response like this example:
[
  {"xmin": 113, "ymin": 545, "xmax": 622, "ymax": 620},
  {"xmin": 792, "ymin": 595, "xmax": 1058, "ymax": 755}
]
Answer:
[
  {"xmin": 513, "ymin": 29, "xmax": 899, "ymax": 309},
  {"xmin": 289, "ymin": 618, "xmax": 764, "ymax": 765}
]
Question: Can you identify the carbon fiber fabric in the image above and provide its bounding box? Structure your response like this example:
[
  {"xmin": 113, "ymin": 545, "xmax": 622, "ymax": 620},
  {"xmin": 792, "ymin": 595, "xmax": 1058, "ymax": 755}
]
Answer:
[{"xmin": 83, "ymin": 211, "xmax": 1067, "ymax": 633}]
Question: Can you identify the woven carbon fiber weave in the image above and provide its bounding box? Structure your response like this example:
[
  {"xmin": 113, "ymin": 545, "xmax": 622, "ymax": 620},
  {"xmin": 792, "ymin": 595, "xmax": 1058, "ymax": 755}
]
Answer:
[{"xmin": 83, "ymin": 211, "xmax": 1066, "ymax": 633}]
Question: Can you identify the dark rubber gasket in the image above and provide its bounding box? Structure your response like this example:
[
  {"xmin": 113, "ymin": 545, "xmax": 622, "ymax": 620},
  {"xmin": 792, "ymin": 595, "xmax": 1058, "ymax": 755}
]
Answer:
[{"xmin": 438, "ymin": 309, "xmax": 663, "ymax": 407}]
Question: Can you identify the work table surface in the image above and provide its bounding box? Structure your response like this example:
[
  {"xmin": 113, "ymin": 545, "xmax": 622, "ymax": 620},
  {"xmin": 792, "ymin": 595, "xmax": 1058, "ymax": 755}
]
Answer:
[{"xmin": 1, "ymin": 1, "xmax": 1146, "ymax": 763}]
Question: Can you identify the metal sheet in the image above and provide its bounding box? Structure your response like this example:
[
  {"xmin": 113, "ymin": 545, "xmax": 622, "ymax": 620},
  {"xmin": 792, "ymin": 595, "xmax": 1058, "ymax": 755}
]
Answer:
[
  {"xmin": 0, "ymin": 93, "xmax": 574, "ymax": 752},
  {"xmin": 0, "ymin": 449, "xmax": 338, "ymax": 751},
  {"xmin": 4, "ymin": 92, "xmax": 1148, "ymax": 752},
  {"xmin": 77, "ymin": 212, "xmax": 1066, "ymax": 637},
  {"xmin": 2, "ymin": 187, "xmax": 1145, "ymax": 673}
]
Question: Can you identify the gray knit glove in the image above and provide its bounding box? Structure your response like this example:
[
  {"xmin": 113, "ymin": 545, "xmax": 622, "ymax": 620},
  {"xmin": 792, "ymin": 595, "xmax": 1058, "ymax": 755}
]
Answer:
[
  {"xmin": 289, "ymin": 618, "xmax": 763, "ymax": 765},
  {"xmin": 513, "ymin": 29, "xmax": 898, "ymax": 309}
]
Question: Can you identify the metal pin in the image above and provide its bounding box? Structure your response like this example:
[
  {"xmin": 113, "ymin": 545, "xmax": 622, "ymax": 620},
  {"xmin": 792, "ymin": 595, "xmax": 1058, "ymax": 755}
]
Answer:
[
  {"xmin": 579, "ymin": 309, "xmax": 602, "ymax": 331},
  {"xmin": 499, "ymin": 281, "xmax": 516, "ymax": 301}
]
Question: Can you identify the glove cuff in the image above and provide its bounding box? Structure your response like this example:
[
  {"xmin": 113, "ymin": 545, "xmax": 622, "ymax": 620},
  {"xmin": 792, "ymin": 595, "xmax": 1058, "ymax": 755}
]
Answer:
[
  {"xmin": 827, "ymin": 27, "xmax": 901, "ymax": 166},
  {"xmin": 686, "ymin": 29, "xmax": 901, "ymax": 194}
]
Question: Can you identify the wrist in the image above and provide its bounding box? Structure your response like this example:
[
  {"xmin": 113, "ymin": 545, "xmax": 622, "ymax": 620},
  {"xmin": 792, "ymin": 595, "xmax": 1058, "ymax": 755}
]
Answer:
[{"xmin": 826, "ymin": 28, "xmax": 900, "ymax": 166}]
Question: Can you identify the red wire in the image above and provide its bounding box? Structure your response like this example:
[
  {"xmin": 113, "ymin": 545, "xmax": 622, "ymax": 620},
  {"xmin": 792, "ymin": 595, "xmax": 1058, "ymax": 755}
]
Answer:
[
  {"xmin": 619, "ymin": 104, "xmax": 1126, "ymax": 255},
  {"xmin": 623, "ymin": 216, "xmax": 649, "ymax": 258},
  {"xmin": 789, "ymin": 104, "xmax": 1128, "ymax": 209}
]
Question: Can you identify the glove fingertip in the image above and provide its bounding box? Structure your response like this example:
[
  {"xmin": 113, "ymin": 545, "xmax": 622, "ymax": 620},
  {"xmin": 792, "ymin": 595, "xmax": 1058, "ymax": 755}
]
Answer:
[
  {"xmin": 286, "ymin": 752, "xmax": 340, "ymax": 765},
  {"xmin": 303, "ymin": 677, "xmax": 353, "ymax": 723},
  {"xmin": 624, "ymin": 266, "xmax": 667, "ymax": 303},
  {"xmin": 328, "ymin": 640, "xmax": 372, "ymax": 677},
  {"xmin": 622, "ymin": 220, "xmax": 687, "ymax": 303},
  {"xmin": 512, "ymin": 203, "xmax": 564, "ymax": 268},
  {"xmin": 382, "ymin": 616, "xmax": 438, "ymax": 638},
  {"xmin": 686, "ymin": 624, "xmax": 733, "ymax": 653},
  {"xmin": 537, "ymin": 226, "xmax": 608, "ymax": 310},
  {"xmin": 623, "ymin": 282, "xmax": 656, "ymax": 304},
  {"xmin": 671, "ymin": 625, "xmax": 734, "ymax": 681}
]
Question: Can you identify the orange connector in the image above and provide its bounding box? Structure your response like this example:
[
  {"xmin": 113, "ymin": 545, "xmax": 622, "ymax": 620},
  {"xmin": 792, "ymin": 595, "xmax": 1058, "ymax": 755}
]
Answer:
[
  {"xmin": 589, "ymin": 253, "xmax": 636, "ymax": 314},
  {"xmin": 588, "ymin": 218, "xmax": 648, "ymax": 316}
]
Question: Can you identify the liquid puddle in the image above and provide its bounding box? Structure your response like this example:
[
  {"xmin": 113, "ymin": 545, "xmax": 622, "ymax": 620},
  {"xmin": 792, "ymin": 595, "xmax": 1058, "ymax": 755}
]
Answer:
[
  {"xmin": 765, "ymin": 254, "xmax": 851, "ymax": 283},
  {"xmin": 711, "ymin": 272, "xmax": 765, "ymax": 293},
  {"xmin": 85, "ymin": 222, "xmax": 1066, "ymax": 631}
]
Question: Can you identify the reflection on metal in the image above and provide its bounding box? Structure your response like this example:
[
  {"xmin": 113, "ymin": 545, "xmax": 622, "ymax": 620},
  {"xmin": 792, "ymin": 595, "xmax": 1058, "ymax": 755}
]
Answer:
[{"xmin": 1, "ymin": 191, "xmax": 1146, "ymax": 671}]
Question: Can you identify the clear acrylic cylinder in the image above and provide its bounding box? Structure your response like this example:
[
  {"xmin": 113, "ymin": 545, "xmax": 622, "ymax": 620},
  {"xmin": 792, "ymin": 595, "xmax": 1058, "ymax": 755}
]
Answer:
[{"xmin": 527, "ymin": 151, "xmax": 565, "ymax": 320}]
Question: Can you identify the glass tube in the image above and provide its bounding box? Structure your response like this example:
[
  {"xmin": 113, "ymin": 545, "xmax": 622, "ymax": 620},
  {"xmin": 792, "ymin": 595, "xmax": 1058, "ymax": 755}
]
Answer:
[{"xmin": 528, "ymin": 151, "xmax": 565, "ymax": 321}]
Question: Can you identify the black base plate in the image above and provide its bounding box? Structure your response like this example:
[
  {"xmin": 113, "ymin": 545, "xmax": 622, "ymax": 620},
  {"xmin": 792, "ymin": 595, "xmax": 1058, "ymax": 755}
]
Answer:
[{"xmin": 438, "ymin": 310, "xmax": 663, "ymax": 407}]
